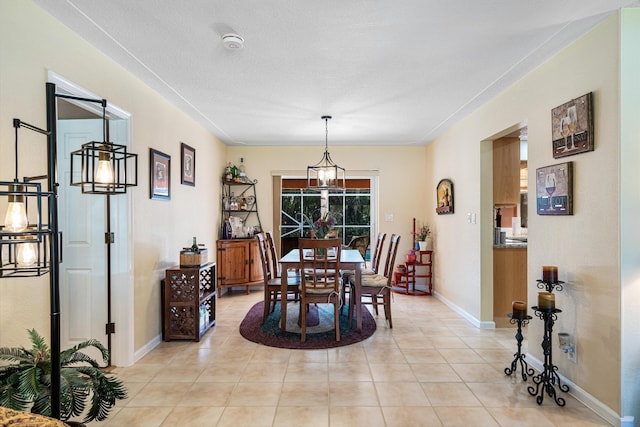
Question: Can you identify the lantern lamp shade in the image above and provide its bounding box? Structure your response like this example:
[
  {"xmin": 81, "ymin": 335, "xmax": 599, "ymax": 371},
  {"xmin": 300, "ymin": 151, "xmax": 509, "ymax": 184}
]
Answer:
[
  {"xmin": 0, "ymin": 180, "xmax": 52, "ymax": 277},
  {"xmin": 306, "ymin": 152, "xmax": 346, "ymax": 191},
  {"xmin": 70, "ymin": 141, "xmax": 138, "ymax": 194}
]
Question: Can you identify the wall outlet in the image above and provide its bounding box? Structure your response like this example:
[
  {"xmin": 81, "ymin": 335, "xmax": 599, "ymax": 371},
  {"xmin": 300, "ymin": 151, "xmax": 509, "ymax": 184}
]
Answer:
[
  {"xmin": 385, "ymin": 214, "xmax": 394, "ymax": 222},
  {"xmin": 568, "ymin": 346, "xmax": 577, "ymax": 363}
]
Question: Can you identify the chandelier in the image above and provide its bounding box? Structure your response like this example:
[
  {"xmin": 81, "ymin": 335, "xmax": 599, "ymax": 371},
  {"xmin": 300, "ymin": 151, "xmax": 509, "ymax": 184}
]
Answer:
[{"xmin": 307, "ymin": 115, "xmax": 345, "ymax": 191}]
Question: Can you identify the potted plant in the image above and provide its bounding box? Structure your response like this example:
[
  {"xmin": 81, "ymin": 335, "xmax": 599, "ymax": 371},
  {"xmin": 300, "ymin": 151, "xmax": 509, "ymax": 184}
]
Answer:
[
  {"xmin": 413, "ymin": 223, "xmax": 431, "ymax": 251},
  {"xmin": 0, "ymin": 329, "xmax": 127, "ymax": 424}
]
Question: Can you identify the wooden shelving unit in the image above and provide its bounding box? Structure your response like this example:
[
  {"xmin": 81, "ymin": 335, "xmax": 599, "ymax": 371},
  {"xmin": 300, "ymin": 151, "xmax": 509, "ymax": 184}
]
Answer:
[{"xmin": 393, "ymin": 250, "xmax": 433, "ymax": 295}]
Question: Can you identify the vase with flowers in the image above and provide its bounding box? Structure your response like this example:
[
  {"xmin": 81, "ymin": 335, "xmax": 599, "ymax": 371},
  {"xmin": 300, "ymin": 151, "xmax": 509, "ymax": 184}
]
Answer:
[{"xmin": 413, "ymin": 222, "xmax": 431, "ymax": 251}]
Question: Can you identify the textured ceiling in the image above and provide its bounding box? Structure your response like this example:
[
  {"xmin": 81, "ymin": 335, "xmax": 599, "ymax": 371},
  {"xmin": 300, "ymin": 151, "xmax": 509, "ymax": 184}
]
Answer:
[{"xmin": 34, "ymin": 0, "xmax": 639, "ymax": 146}]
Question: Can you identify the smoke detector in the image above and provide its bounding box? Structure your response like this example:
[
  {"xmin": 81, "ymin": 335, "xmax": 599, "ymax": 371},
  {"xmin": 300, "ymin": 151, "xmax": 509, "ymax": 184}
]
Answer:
[{"xmin": 222, "ymin": 33, "xmax": 244, "ymax": 50}]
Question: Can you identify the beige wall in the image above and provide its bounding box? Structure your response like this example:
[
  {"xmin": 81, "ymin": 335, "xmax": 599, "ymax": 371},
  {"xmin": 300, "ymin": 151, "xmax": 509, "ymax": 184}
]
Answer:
[
  {"xmin": 427, "ymin": 14, "xmax": 622, "ymax": 415},
  {"xmin": 227, "ymin": 146, "xmax": 427, "ymax": 257},
  {"xmin": 0, "ymin": 1, "xmax": 225, "ymax": 353}
]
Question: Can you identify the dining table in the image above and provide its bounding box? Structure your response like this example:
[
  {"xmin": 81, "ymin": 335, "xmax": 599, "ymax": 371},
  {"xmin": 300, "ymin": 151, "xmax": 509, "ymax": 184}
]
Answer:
[{"xmin": 279, "ymin": 248, "xmax": 365, "ymax": 333}]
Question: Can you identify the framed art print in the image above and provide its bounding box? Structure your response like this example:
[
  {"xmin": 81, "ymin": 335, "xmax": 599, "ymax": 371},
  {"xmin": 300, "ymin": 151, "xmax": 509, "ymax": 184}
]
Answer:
[
  {"xmin": 150, "ymin": 148, "xmax": 170, "ymax": 200},
  {"xmin": 536, "ymin": 161, "xmax": 573, "ymax": 215},
  {"xmin": 551, "ymin": 92, "xmax": 594, "ymax": 159},
  {"xmin": 181, "ymin": 142, "xmax": 195, "ymax": 186},
  {"xmin": 436, "ymin": 179, "xmax": 454, "ymax": 214}
]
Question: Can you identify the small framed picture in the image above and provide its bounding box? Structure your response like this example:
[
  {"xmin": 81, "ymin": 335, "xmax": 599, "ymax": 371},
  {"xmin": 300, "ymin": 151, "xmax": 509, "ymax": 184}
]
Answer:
[
  {"xmin": 536, "ymin": 162, "xmax": 573, "ymax": 215},
  {"xmin": 436, "ymin": 179, "xmax": 454, "ymax": 214},
  {"xmin": 552, "ymin": 92, "xmax": 594, "ymax": 159},
  {"xmin": 150, "ymin": 148, "xmax": 170, "ymax": 200},
  {"xmin": 180, "ymin": 142, "xmax": 195, "ymax": 186}
]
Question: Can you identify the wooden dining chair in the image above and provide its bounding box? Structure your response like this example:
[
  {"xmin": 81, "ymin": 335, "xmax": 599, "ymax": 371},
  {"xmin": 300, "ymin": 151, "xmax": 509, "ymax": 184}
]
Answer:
[
  {"xmin": 342, "ymin": 232, "xmax": 386, "ymax": 314},
  {"xmin": 356, "ymin": 233, "xmax": 401, "ymax": 328},
  {"xmin": 297, "ymin": 238, "xmax": 342, "ymax": 342},
  {"xmin": 256, "ymin": 233, "xmax": 300, "ymax": 323}
]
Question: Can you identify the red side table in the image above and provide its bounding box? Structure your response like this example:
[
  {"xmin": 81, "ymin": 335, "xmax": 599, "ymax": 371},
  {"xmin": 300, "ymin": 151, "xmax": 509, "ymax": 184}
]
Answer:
[{"xmin": 392, "ymin": 250, "xmax": 433, "ymax": 295}]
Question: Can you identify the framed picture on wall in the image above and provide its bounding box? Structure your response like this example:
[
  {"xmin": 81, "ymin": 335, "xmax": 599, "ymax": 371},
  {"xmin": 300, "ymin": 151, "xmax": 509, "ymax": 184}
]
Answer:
[
  {"xmin": 436, "ymin": 179, "xmax": 454, "ymax": 214},
  {"xmin": 150, "ymin": 148, "xmax": 170, "ymax": 200},
  {"xmin": 180, "ymin": 142, "xmax": 195, "ymax": 186},
  {"xmin": 536, "ymin": 161, "xmax": 573, "ymax": 215},
  {"xmin": 551, "ymin": 92, "xmax": 594, "ymax": 159}
]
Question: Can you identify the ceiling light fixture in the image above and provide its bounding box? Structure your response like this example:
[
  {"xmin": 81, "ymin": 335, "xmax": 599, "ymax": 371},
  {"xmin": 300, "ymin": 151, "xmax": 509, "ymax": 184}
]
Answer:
[
  {"xmin": 222, "ymin": 33, "xmax": 244, "ymax": 50},
  {"xmin": 307, "ymin": 115, "xmax": 345, "ymax": 191}
]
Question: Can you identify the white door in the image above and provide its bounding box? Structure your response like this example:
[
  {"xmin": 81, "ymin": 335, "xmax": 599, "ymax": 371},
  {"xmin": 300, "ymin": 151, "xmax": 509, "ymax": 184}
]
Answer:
[{"xmin": 57, "ymin": 119, "xmax": 107, "ymax": 362}]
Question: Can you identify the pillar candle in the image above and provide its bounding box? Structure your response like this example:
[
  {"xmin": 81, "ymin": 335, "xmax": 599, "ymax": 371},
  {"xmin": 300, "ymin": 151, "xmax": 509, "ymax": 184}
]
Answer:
[
  {"xmin": 512, "ymin": 301, "xmax": 527, "ymax": 319},
  {"xmin": 542, "ymin": 266, "xmax": 558, "ymax": 284},
  {"xmin": 538, "ymin": 292, "xmax": 555, "ymax": 310}
]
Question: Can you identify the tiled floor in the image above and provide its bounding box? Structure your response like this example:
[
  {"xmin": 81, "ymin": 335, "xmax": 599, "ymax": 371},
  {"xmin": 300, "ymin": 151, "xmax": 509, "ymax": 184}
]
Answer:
[{"xmin": 94, "ymin": 290, "xmax": 611, "ymax": 426}]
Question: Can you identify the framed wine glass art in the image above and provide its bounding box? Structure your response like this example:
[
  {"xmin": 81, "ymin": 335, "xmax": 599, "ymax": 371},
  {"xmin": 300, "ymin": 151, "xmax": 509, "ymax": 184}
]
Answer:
[
  {"xmin": 536, "ymin": 162, "xmax": 573, "ymax": 215},
  {"xmin": 551, "ymin": 92, "xmax": 593, "ymax": 159}
]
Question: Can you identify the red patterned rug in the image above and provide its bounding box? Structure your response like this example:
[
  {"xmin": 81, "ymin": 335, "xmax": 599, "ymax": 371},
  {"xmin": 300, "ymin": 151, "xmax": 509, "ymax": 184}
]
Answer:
[{"xmin": 239, "ymin": 301, "xmax": 376, "ymax": 349}]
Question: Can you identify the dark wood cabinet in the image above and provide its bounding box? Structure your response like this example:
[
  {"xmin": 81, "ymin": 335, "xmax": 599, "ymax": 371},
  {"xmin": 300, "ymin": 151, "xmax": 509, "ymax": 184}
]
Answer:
[
  {"xmin": 217, "ymin": 239, "xmax": 263, "ymax": 295},
  {"xmin": 163, "ymin": 262, "xmax": 216, "ymax": 341}
]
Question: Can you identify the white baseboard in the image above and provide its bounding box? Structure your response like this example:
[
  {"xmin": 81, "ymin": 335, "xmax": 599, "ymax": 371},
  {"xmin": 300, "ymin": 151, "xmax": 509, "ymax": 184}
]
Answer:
[
  {"xmin": 527, "ymin": 355, "xmax": 632, "ymax": 427},
  {"xmin": 134, "ymin": 333, "xmax": 162, "ymax": 363},
  {"xmin": 433, "ymin": 290, "xmax": 495, "ymax": 329}
]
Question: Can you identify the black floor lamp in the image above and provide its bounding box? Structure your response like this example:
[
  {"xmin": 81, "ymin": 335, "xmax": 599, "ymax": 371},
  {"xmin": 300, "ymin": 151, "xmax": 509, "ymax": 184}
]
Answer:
[{"xmin": 0, "ymin": 83, "xmax": 137, "ymax": 418}]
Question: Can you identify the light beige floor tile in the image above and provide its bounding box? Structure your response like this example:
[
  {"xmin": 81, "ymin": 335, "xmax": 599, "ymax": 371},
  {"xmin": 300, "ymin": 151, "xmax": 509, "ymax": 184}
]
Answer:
[
  {"xmin": 150, "ymin": 364, "xmax": 205, "ymax": 382},
  {"xmin": 329, "ymin": 381, "xmax": 379, "ymax": 406},
  {"xmin": 450, "ymin": 363, "xmax": 511, "ymax": 383},
  {"xmin": 160, "ymin": 406, "xmax": 225, "ymax": 426},
  {"xmin": 196, "ymin": 362, "xmax": 246, "ymax": 382},
  {"xmin": 127, "ymin": 382, "xmax": 191, "ymax": 407},
  {"xmin": 329, "ymin": 406, "xmax": 386, "ymax": 427},
  {"xmin": 90, "ymin": 290, "xmax": 610, "ymax": 427},
  {"xmin": 102, "ymin": 406, "xmax": 172, "ymax": 426},
  {"xmin": 279, "ymin": 381, "xmax": 329, "ymax": 406},
  {"xmin": 382, "ymin": 407, "xmax": 443, "ymax": 427},
  {"xmin": 216, "ymin": 406, "xmax": 277, "ymax": 427},
  {"xmin": 369, "ymin": 362, "xmax": 417, "ymax": 382},
  {"xmin": 402, "ymin": 348, "xmax": 447, "ymax": 364},
  {"xmin": 410, "ymin": 363, "xmax": 462, "ymax": 382},
  {"xmin": 273, "ymin": 406, "xmax": 329, "ymax": 427},
  {"xmin": 375, "ymin": 381, "xmax": 430, "ymax": 406},
  {"xmin": 437, "ymin": 348, "xmax": 486, "ymax": 364},
  {"xmin": 241, "ymin": 362, "xmax": 288, "ymax": 382},
  {"xmin": 421, "ymin": 383, "xmax": 482, "ymax": 407},
  {"xmin": 176, "ymin": 382, "xmax": 236, "ymax": 406},
  {"xmin": 328, "ymin": 361, "xmax": 373, "ymax": 381},
  {"xmin": 434, "ymin": 407, "xmax": 500, "ymax": 427},
  {"xmin": 228, "ymin": 382, "xmax": 282, "ymax": 406},
  {"xmin": 486, "ymin": 407, "xmax": 556, "ymax": 427},
  {"xmin": 538, "ymin": 407, "xmax": 612, "ymax": 426},
  {"xmin": 430, "ymin": 336, "xmax": 469, "ymax": 349},
  {"xmin": 289, "ymin": 348, "xmax": 328, "ymax": 363},
  {"xmin": 284, "ymin": 362, "xmax": 329, "ymax": 382},
  {"xmin": 327, "ymin": 345, "xmax": 367, "ymax": 363}
]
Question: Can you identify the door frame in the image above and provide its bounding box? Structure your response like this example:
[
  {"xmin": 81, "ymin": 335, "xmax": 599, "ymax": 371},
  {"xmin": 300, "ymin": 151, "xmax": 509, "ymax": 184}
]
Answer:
[{"xmin": 48, "ymin": 71, "xmax": 135, "ymax": 367}]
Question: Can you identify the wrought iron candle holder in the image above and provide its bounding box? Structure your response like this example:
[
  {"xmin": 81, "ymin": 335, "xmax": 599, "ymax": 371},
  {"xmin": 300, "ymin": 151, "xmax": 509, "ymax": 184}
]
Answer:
[
  {"xmin": 528, "ymin": 306, "xmax": 570, "ymax": 406},
  {"xmin": 504, "ymin": 313, "xmax": 534, "ymax": 381},
  {"xmin": 536, "ymin": 279, "xmax": 564, "ymax": 294}
]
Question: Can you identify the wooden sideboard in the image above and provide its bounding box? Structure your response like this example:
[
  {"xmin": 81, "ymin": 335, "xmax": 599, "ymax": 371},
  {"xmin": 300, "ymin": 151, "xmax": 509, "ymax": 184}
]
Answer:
[{"xmin": 216, "ymin": 238, "xmax": 263, "ymax": 295}]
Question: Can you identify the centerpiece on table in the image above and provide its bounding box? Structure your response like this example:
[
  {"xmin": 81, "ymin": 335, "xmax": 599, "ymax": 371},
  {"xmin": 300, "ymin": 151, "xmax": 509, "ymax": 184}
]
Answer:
[
  {"xmin": 303, "ymin": 211, "xmax": 340, "ymax": 239},
  {"xmin": 413, "ymin": 222, "xmax": 431, "ymax": 251}
]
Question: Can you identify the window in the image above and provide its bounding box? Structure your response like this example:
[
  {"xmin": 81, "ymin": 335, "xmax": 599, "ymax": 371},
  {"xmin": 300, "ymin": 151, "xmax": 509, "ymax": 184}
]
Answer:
[{"xmin": 281, "ymin": 179, "xmax": 371, "ymax": 245}]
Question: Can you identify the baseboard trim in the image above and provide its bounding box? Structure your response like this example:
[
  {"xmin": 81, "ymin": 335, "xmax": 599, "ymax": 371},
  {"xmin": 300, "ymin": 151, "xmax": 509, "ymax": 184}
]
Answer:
[
  {"xmin": 433, "ymin": 290, "xmax": 495, "ymax": 329},
  {"xmin": 527, "ymin": 355, "xmax": 629, "ymax": 427},
  {"xmin": 134, "ymin": 333, "xmax": 162, "ymax": 363}
]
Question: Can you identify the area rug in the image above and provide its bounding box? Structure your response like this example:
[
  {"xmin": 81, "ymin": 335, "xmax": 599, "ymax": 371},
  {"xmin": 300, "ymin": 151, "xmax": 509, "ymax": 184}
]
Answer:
[{"xmin": 239, "ymin": 301, "xmax": 376, "ymax": 349}]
